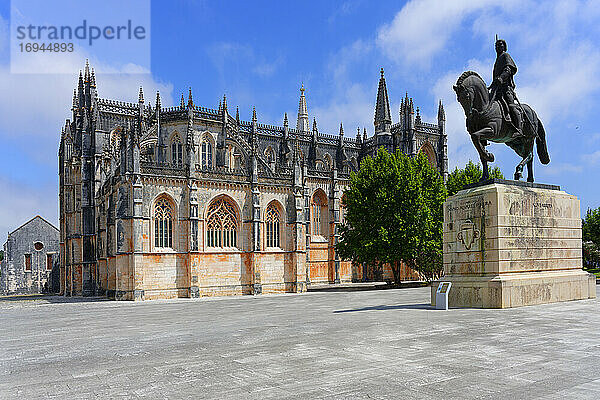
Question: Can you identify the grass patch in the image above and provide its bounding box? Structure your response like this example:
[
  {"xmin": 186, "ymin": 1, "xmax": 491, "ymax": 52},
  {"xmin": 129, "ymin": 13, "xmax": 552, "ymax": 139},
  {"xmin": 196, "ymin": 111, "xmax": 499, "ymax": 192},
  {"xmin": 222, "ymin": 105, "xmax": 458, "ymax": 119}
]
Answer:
[{"xmin": 584, "ymin": 267, "xmax": 600, "ymax": 278}]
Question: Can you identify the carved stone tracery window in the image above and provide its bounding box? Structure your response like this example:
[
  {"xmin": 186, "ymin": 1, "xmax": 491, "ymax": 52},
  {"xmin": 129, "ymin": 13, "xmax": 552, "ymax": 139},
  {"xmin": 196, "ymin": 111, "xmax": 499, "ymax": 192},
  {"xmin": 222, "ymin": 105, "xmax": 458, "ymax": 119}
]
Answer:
[
  {"xmin": 171, "ymin": 133, "xmax": 183, "ymax": 166},
  {"xmin": 206, "ymin": 198, "xmax": 238, "ymax": 248},
  {"xmin": 154, "ymin": 197, "xmax": 173, "ymax": 248},
  {"xmin": 265, "ymin": 203, "xmax": 281, "ymax": 248}
]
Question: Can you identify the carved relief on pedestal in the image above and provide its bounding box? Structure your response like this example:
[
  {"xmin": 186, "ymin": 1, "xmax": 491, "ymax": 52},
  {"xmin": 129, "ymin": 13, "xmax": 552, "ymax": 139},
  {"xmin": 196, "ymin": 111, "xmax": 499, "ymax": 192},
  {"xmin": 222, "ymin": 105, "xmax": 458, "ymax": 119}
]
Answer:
[{"xmin": 456, "ymin": 220, "xmax": 480, "ymax": 250}]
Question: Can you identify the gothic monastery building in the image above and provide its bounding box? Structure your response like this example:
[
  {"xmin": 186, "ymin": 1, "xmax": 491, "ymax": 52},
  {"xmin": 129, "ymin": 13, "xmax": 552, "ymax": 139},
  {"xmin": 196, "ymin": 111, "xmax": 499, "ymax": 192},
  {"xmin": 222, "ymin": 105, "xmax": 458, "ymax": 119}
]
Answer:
[{"xmin": 58, "ymin": 63, "xmax": 447, "ymax": 300}]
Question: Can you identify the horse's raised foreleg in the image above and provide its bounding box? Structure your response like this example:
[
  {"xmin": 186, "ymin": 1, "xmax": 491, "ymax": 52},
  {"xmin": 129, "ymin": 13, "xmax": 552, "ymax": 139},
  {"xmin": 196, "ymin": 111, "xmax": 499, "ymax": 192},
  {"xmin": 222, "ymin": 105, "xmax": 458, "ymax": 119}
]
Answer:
[
  {"xmin": 514, "ymin": 152, "xmax": 533, "ymax": 181},
  {"xmin": 470, "ymin": 127, "xmax": 495, "ymax": 162}
]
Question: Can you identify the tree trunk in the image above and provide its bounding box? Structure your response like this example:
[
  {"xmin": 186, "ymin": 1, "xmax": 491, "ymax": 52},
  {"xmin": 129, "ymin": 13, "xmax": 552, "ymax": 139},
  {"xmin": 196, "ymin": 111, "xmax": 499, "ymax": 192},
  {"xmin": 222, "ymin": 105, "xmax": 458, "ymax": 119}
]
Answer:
[{"xmin": 391, "ymin": 260, "xmax": 401, "ymax": 284}]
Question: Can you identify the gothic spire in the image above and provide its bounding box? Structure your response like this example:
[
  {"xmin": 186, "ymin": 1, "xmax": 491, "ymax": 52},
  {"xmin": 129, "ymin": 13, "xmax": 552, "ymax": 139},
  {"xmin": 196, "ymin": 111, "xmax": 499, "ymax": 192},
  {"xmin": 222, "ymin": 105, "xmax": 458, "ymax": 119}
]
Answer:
[
  {"xmin": 339, "ymin": 122, "xmax": 344, "ymax": 136},
  {"xmin": 308, "ymin": 117, "xmax": 317, "ymax": 166},
  {"xmin": 356, "ymin": 126, "xmax": 361, "ymax": 143},
  {"xmin": 374, "ymin": 68, "xmax": 392, "ymax": 133},
  {"xmin": 187, "ymin": 87, "xmax": 193, "ymax": 108},
  {"xmin": 438, "ymin": 100, "xmax": 445, "ymax": 121},
  {"xmin": 186, "ymin": 99, "xmax": 194, "ymax": 148},
  {"xmin": 155, "ymin": 91, "xmax": 161, "ymax": 109},
  {"xmin": 84, "ymin": 59, "xmax": 90, "ymax": 82},
  {"xmin": 416, "ymin": 107, "xmax": 421, "ymax": 124},
  {"xmin": 222, "ymin": 94, "xmax": 227, "ymax": 112},
  {"xmin": 236, "ymin": 106, "xmax": 240, "ymax": 124},
  {"xmin": 138, "ymin": 87, "xmax": 144, "ymax": 103},
  {"xmin": 283, "ymin": 112, "xmax": 289, "ymax": 127},
  {"xmin": 155, "ymin": 91, "xmax": 161, "ymax": 130},
  {"xmin": 90, "ymin": 68, "xmax": 96, "ymax": 88},
  {"xmin": 363, "ymin": 127, "xmax": 367, "ymax": 141},
  {"xmin": 296, "ymin": 83, "xmax": 309, "ymax": 132},
  {"xmin": 251, "ymin": 107, "xmax": 258, "ymax": 153},
  {"xmin": 180, "ymin": 94, "xmax": 185, "ymax": 108},
  {"xmin": 77, "ymin": 70, "xmax": 84, "ymax": 105}
]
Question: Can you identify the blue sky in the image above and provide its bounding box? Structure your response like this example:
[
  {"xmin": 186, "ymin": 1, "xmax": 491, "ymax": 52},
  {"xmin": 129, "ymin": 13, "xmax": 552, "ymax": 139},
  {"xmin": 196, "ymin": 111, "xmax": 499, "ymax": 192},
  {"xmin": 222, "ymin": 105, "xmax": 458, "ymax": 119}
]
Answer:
[{"xmin": 0, "ymin": 0, "xmax": 599, "ymax": 243}]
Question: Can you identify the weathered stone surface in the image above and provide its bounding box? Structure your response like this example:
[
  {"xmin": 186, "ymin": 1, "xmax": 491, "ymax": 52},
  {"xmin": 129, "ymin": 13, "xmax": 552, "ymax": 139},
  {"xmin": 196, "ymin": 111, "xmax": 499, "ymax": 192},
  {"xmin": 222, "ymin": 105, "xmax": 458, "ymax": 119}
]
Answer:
[
  {"xmin": 58, "ymin": 62, "xmax": 440, "ymax": 300},
  {"xmin": 0, "ymin": 216, "xmax": 60, "ymax": 295},
  {"xmin": 432, "ymin": 181, "xmax": 596, "ymax": 308}
]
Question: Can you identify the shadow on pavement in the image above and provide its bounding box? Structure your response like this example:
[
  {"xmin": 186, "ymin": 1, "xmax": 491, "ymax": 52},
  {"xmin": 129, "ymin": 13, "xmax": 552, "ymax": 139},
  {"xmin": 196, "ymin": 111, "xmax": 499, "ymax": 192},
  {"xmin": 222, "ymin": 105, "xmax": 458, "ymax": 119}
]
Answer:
[
  {"xmin": 309, "ymin": 281, "xmax": 429, "ymax": 293},
  {"xmin": 0, "ymin": 294, "xmax": 110, "ymax": 304},
  {"xmin": 333, "ymin": 303, "xmax": 434, "ymax": 313}
]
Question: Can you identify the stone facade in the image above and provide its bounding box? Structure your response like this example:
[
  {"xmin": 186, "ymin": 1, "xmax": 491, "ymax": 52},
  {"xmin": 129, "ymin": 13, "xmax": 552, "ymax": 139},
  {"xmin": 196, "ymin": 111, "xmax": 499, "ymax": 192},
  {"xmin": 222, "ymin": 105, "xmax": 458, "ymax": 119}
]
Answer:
[
  {"xmin": 59, "ymin": 62, "xmax": 447, "ymax": 300},
  {"xmin": 432, "ymin": 180, "xmax": 596, "ymax": 308},
  {"xmin": 0, "ymin": 216, "xmax": 60, "ymax": 295}
]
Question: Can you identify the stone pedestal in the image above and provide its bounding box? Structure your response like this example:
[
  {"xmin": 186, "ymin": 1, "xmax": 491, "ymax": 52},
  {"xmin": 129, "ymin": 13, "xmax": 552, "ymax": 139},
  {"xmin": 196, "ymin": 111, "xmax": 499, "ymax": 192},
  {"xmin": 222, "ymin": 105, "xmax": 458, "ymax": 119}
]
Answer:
[{"xmin": 431, "ymin": 179, "xmax": 596, "ymax": 308}]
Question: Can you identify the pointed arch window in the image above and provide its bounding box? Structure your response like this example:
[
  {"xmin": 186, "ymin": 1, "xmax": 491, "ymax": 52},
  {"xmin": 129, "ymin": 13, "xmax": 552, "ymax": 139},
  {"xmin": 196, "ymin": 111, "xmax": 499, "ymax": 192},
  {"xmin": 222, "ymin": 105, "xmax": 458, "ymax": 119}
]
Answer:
[
  {"xmin": 206, "ymin": 197, "xmax": 238, "ymax": 248},
  {"xmin": 154, "ymin": 198, "xmax": 173, "ymax": 248},
  {"xmin": 339, "ymin": 194, "xmax": 347, "ymax": 225},
  {"xmin": 419, "ymin": 142, "xmax": 438, "ymax": 169},
  {"xmin": 266, "ymin": 203, "xmax": 281, "ymax": 248},
  {"xmin": 324, "ymin": 154, "xmax": 333, "ymax": 171},
  {"xmin": 171, "ymin": 134, "xmax": 183, "ymax": 166},
  {"xmin": 265, "ymin": 147, "xmax": 275, "ymax": 165},
  {"xmin": 201, "ymin": 138, "xmax": 213, "ymax": 169},
  {"xmin": 311, "ymin": 191, "xmax": 328, "ymax": 237},
  {"xmin": 312, "ymin": 197, "xmax": 322, "ymax": 235}
]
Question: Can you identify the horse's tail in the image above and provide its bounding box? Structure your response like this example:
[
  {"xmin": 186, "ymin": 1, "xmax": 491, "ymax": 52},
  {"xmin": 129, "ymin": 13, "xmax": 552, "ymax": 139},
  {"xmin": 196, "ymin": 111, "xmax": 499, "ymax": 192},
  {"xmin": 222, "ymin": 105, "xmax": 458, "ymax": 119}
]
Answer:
[{"xmin": 536, "ymin": 117, "xmax": 550, "ymax": 165}]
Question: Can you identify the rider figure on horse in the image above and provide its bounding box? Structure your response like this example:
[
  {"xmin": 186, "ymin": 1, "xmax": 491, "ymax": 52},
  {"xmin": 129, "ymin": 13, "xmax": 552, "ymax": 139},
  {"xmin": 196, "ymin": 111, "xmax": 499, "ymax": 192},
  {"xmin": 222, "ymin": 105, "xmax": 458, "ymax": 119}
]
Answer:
[{"xmin": 489, "ymin": 37, "xmax": 523, "ymax": 138}]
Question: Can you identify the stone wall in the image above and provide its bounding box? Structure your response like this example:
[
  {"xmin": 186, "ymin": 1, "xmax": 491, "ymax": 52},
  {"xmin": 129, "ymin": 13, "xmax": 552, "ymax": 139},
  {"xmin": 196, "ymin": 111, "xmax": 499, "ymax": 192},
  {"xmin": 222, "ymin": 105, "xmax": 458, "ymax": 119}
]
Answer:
[
  {"xmin": 435, "ymin": 181, "xmax": 596, "ymax": 308},
  {"xmin": 0, "ymin": 216, "xmax": 60, "ymax": 295}
]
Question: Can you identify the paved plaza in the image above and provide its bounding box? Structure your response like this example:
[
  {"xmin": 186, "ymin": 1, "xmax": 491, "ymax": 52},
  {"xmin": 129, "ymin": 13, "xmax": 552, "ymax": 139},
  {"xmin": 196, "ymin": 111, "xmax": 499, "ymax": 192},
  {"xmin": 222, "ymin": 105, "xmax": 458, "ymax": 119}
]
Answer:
[{"xmin": 1, "ymin": 286, "xmax": 600, "ymax": 399}]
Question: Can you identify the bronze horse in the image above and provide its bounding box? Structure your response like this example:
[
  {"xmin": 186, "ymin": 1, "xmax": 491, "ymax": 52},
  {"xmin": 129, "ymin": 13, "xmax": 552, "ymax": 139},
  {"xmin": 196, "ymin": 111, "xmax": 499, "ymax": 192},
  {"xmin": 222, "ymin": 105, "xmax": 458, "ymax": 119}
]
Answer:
[{"xmin": 453, "ymin": 71, "xmax": 549, "ymax": 182}]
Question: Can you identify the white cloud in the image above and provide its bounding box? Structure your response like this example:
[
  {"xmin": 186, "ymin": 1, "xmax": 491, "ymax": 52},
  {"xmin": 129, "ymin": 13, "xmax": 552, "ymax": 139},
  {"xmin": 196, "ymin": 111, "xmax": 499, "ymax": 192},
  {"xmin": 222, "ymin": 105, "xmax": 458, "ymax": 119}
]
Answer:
[
  {"xmin": 252, "ymin": 55, "xmax": 284, "ymax": 78},
  {"xmin": 419, "ymin": 0, "xmax": 600, "ymax": 177},
  {"xmin": 0, "ymin": 178, "xmax": 57, "ymax": 244},
  {"xmin": 582, "ymin": 151, "xmax": 600, "ymax": 165},
  {"xmin": 0, "ymin": 14, "xmax": 173, "ymax": 244},
  {"xmin": 309, "ymin": 39, "xmax": 376, "ymax": 136},
  {"xmin": 518, "ymin": 42, "xmax": 600, "ymax": 124},
  {"xmin": 544, "ymin": 162, "xmax": 584, "ymax": 176},
  {"xmin": 0, "ymin": 61, "xmax": 173, "ymax": 170},
  {"xmin": 586, "ymin": 133, "xmax": 600, "ymax": 144},
  {"xmin": 328, "ymin": 0, "xmax": 363, "ymax": 24},
  {"xmin": 376, "ymin": 0, "xmax": 502, "ymax": 68},
  {"xmin": 312, "ymin": 82, "xmax": 374, "ymax": 137}
]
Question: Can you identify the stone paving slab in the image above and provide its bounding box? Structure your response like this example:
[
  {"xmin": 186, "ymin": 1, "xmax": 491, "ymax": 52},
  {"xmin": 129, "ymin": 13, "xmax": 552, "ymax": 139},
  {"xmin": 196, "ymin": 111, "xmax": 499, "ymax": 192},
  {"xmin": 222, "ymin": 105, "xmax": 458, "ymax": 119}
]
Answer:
[{"xmin": 1, "ymin": 286, "xmax": 599, "ymax": 399}]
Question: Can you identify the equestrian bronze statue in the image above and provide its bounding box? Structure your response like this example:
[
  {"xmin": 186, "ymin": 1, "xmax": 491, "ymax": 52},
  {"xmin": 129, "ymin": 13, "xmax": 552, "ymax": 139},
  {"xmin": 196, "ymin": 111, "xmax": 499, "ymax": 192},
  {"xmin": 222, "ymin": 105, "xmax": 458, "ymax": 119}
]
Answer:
[{"xmin": 453, "ymin": 38, "xmax": 549, "ymax": 182}]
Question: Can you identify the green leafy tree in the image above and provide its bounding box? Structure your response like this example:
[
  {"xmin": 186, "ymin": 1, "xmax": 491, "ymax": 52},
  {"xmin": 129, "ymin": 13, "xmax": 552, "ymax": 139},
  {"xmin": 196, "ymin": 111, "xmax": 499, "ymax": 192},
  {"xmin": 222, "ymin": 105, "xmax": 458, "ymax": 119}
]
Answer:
[
  {"xmin": 583, "ymin": 207, "xmax": 600, "ymax": 271},
  {"xmin": 446, "ymin": 160, "xmax": 504, "ymax": 196},
  {"xmin": 583, "ymin": 207, "xmax": 600, "ymax": 245},
  {"xmin": 337, "ymin": 149, "xmax": 446, "ymax": 283}
]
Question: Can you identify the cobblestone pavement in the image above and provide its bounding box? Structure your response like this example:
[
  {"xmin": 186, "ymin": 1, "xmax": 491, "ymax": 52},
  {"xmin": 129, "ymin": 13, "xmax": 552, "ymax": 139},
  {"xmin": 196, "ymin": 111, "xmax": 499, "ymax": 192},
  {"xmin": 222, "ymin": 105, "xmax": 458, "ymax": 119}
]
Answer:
[{"xmin": 1, "ymin": 287, "xmax": 600, "ymax": 399}]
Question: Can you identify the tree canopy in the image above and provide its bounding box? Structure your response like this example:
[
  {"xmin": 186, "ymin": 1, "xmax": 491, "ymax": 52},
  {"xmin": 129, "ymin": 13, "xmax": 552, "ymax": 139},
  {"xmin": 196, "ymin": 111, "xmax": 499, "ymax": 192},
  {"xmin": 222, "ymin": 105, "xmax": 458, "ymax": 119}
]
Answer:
[
  {"xmin": 583, "ymin": 207, "xmax": 600, "ymax": 245},
  {"xmin": 583, "ymin": 207, "xmax": 600, "ymax": 270},
  {"xmin": 336, "ymin": 149, "xmax": 446, "ymax": 282},
  {"xmin": 446, "ymin": 160, "xmax": 504, "ymax": 196}
]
